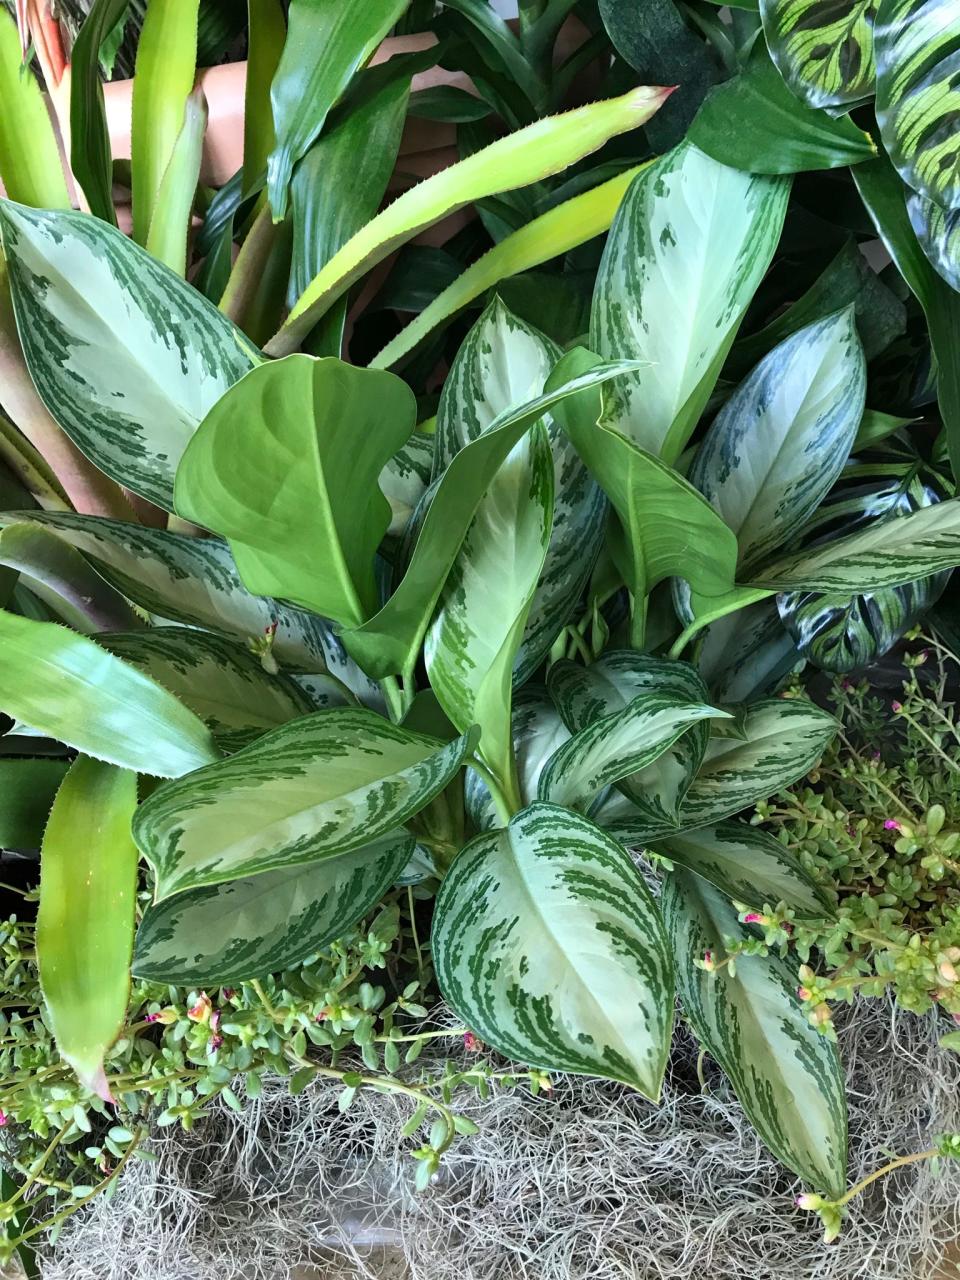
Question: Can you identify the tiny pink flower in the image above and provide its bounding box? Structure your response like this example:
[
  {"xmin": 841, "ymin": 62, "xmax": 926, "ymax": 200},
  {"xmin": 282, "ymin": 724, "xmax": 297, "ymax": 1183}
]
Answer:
[
  {"xmin": 208, "ymin": 1034, "xmax": 224, "ymax": 1053},
  {"xmin": 463, "ymin": 1032, "xmax": 482, "ymax": 1052},
  {"xmin": 892, "ymin": 700, "xmax": 903, "ymax": 713},
  {"xmin": 209, "ymin": 1010, "xmax": 221, "ymax": 1034},
  {"xmin": 884, "ymin": 819, "xmax": 900, "ymax": 831},
  {"xmin": 316, "ymin": 1007, "xmax": 332, "ymax": 1022},
  {"xmin": 872, "ymin": 751, "xmax": 882, "ymax": 762},
  {"xmin": 264, "ymin": 621, "xmax": 278, "ymax": 639},
  {"xmin": 188, "ymin": 993, "xmax": 212, "ymax": 1024},
  {"xmin": 840, "ymin": 679, "xmax": 853, "ymax": 692},
  {"xmin": 221, "ymin": 988, "xmax": 235, "ymax": 1001},
  {"xmin": 743, "ymin": 912, "xmax": 765, "ymax": 925},
  {"xmin": 798, "ymin": 986, "xmax": 812, "ymax": 1001},
  {"xmin": 0, "ymin": 1110, "xmax": 10, "ymax": 1127}
]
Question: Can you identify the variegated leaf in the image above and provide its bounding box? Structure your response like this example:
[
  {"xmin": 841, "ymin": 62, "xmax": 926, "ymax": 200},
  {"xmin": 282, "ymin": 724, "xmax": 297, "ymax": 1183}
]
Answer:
[
  {"xmin": 132, "ymin": 830, "xmax": 413, "ymax": 984},
  {"xmin": 98, "ymin": 629, "xmax": 314, "ymax": 749},
  {"xmin": 876, "ymin": 0, "xmax": 960, "ymax": 210},
  {"xmin": 590, "ymin": 143, "xmax": 790, "ymax": 462},
  {"xmin": 697, "ymin": 600, "xmax": 803, "ymax": 703},
  {"xmin": 651, "ymin": 821, "xmax": 835, "ymax": 921},
  {"xmin": 134, "ymin": 708, "xmax": 477, "ymax": 899},
  {"xmin": 0, "ymin": 201, "xmax": 258, "ymax": 510},
  {"xmin": 380, "ymin": 432, "xmax": 433, "ymax": 538},
  {"xmin": 689, "ymin": 310, "xmax": 866, "ymax": 576},
  {"xmin": 547, "ymin": 652, "xmax": 712, "ymax": 828},
  {"xmin": 433, "ymin": 802, "xmax": 674, "ymax": 1096},
  {"xmin": 662, "ymin": 869, "xmax": 847, "ymax": 1194},
  {"xmin": 907, "ymin": 189, "xmax": 960, "ymax": 291},
  {"xmin": 433, "ymin": 299, "xmax": 606, "ymax": 680},
  {"xmin": 427, "ymin": 423, "xmax": 553, "ymax": 787},
  {"xmin": 760, "ymin": 0, "xmax": 878, "ymax": 109}
]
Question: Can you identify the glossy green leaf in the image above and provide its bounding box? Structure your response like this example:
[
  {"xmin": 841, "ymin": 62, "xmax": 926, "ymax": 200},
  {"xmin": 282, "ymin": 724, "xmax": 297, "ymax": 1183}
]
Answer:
[
  {"xmin": 270, "ymin": 86, "xmax": 672, "ymax": 355},
  {"xmin": 37, "ymin": 758, "xmax": 138, "ymax": 1100},
  {"xmin": 591, "ymin": 142, "xmax": 790, "ymax": 462},
  {"xmin": 0, "ymin": 202, "xmax": 258, "ymax": 511},
  {"xmin": 0, "ymin": 610, "xmax": 219, "ymax": 776},
  {"xmin": 133, "ymin": 830, "xmax": 412, "ymax": 984},
  {"xmin": 697, "ymin": 599, "xmax": 801, "ymax": 703},
  {"xmin": 0, "ymin": 8, "xmax": 70, "ymax": 209},
  {"xmin": 689, "ymin": 43, "xmax": 877, "ymax": 174},
  {"xmin": 146, "ymin": 86, "xmax": 207, "ymax": 277},
  {"xmin": 266, "ymin": 0, "xmax": 409, "ymax": 220},
  {"xmin": 130, "ymin": 0, "xmax": 200, "ymax": 246},
  {"xmin": 875, "ymin": 0, "xmax": 960, "ymax": 209},
  {"xmin": 690, "ymin": 310, "xmax": 866, "ymax": 576},
  {"xmin": 68, "ymin": 0, "xmax": 128, "ymax": 222},
  {"xmin": 443, "ymin": 0, "xmax": 544, "ymax": 107},
  {"xmin": 243, "ymin": 0, "xmax": 286, "ymax": 195},
  {"xmin": 651, "ymin": 821, "xmax": 834, "ymax": 921},
  {"xmin": 433, "ymin": 803, "xmax": 675, "ymax": 1096},
  {"xmin": 662, "ymin": 870, "xmax": 847, "ymax": 1194},
  {"xmin": 854, "ymin": 407, "xmax": 917, "ymax": 450},
  {"xmin": 134, "ymin": 708, "xmax": 476, "ymax": 899},
  {"xmin": 907, "ymin": 189, "xmax": 960, "ymax": 291},
  {"xmin": 760, "ymin": 0, "xmax": 878, "ymax": 108},
  {"xmin": 175, "ymin": 356, "xmax": 417, "ymax": 626},
  {"xmin": 0, "ymin": 757, "xmax": 69, "ymax": 849}
]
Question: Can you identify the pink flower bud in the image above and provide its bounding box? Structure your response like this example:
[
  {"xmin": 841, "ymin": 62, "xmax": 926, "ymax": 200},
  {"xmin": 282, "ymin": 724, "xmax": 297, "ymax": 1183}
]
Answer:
[
  {"xmin": 222, "ymin": 988, "xmax": 236, "ymax": 1000},
  {"xmin": 743, "ymin": 912, "xmax": 765, "ymax": 925},
  {"xmin": 463, "ymin": 1032, "xmax": 482, "ymax": 1052},
  {"xmin": 884, "ymin": 819, "xmax": 900, "ymax": 831},
  {"xmin": 891, "ymin": 700, "xmax": 903, "ymax": 713},
  {"xmin": 208, "ymin": 1034, "xmax": 224, "ymax": 1053},
  {"xmin": 798, "ymin": 986, "xmax": 812, "ymax": 1001},
  {"xmin": 795, "ymin": 1193, "xmax": 822, "ymax": 1211},
  {"xmin": 0, "ymin": 1110, "xmax": 10, "ymax": 1127}
]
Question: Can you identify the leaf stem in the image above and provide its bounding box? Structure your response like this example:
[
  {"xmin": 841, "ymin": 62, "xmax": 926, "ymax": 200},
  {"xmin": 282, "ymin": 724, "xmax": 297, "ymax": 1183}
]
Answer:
[
  {"xmin": 826, "ymin": 1148, "xmax": 939, "ymax": 1209},
  {"xmin": 468, "ymin": 757, "xmax": 516, "ymax": 825}
]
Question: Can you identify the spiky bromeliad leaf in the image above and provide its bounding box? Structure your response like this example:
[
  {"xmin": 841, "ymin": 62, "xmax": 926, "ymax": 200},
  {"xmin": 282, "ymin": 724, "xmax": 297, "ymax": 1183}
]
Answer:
[
  {"xmin": 132, "ymin": 830, "xmax": 413, "ymax": 985},
  {"xmin": 433, "ymin": 803, "xmax": 675, "ymax": 1097},
  {"xmin": 875, "ymin": 0, "xmax": 960, "ymax": 209},
  {"xmin": 907, "ymin": 189, "xmax": 960, "ymax": 290},
  {"xmin": 134, "ymin": 708, "xmax": 477, "ymax": 900},
  {"xmin": 0, "ymin": 202, "xmax": 258, "ymax": 511},
  {"xmin": 590, "ymin": 142, "xmax": 790, "ymax": 463},
  {"xmin": 760, "ymin": 0, "xmax": 878, "ymax": 109},
  {"xmin": 689, "ymin": 310, "xmax": 866, "ymax": 577},
  {"xmin": 662, "ymin": 869, "xmax": 847, "ymax": 1194}
]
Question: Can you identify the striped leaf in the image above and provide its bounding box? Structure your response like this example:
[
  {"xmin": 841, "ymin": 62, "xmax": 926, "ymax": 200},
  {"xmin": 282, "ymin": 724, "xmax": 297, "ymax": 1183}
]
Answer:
[
  {"xmin": 651, "ymin": 821, "xmax": 835, "ymax": 922},
  {"xmin": 0, "ymin": 610, "xmax": 219, "ymax": 777},
  {"xmin": 433, "ymin": 299, "xmax": 604, "ymax": 682},
  {"xmin": 697, "ymin": 599, "xmax": 802, "ymax": 703},
  {"xmin": 875, "ymin": 0, "xmax": 960, "ymax": 209},
  {"xmin": 760, "ymin": 0, "xmax": 878, "ymax": 109},
  {"xmin": 98, "ymin": 629, "xmax": 315, "ymax": 748},
  {"xmin": 134, "ymin": 709, "xmax": 477, "ymax": 899},
  {"xmin": 590, "ymin": 143, "xmax": 790, "ymax": 463},
  {"xmin": 908, "ymin": 189, "xmax": 960, "ymax": 290},
  {"xmin": 433, "ymin": 803, "xmax": 675, "ymax": 1097},
  {"xmin": 547, "ymin": 652, "xmax": 712, "ymax": 829},
  {"xmin": 662, "ymin": 869, "xmax": 847, "ymax": 1194},
  {"xmin": 427, "ymin": 424, "xmax": 553, "ymax": 787},
  {"xmin": 690, "ymin": 311, "xmax": 866, "ymax": 577},
  {"xmin": 381, "ymin": 432, "xmax": 433, "ymax": 538},
  {"xmin": 132, "ymin": 830, "xmax": 412, "ymax": 985},
  {"xmin": 0, "ymin": 202, "xmax": 258, "ymax": 510}
]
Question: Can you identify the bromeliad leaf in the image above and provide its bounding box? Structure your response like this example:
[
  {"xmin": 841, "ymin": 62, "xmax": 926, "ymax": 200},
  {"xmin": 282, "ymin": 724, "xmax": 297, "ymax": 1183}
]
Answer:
[
  {"xmin": 662, "ymin": 869, "xmax": 847, "ymax": 1195},
  {"xmin": 689, "ymin": 310, "xmax": 866, "ymax": 576},
  {"xmin": 132, "ymin": 831, "xmax": 413, "ymax": 985},
  {"xmin": 432, "ymin": 803, "xmax": 674, "ymax": 1097},
  {"xmin": 590, "ymin": 142, "xmax": 789, "ymax": 462},
  {"xmin": 174, "ymin": 356, "xmax": 417, "ymax": 626},
  {"xmin": 0, "ymin": 610, "xmax": 219, "ymax": 777},
  {"xmin": 134, "ymin": 708, "xmax": 477, "ymax": 899},
  {"xmin": 760, "ymin": 0, "xmax": 878, "ymax": 108},
  {"xmin": 0, "ymin": 202, "xmax": 258, "ymax": 511}
]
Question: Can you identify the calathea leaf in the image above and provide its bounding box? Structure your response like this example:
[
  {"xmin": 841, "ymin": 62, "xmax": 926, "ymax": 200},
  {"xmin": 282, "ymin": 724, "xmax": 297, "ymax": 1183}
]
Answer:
[
  {"xmin": 0, "ymin": 202, "xmax": 258, "ymax": 511},
  {"xmin": 760, "ymin": 0, "xmax": 878, "ymax": 109},
  {"xmin": 590, "ymin": 142, "xmax": 790, "ymax": 462},
  {"xmin": 875, "ymin": 0, "xmax": 960, "ymax": 210},
  {"xmin": 132, "ymin": 830, "xmax": 413, "ymax": 985},
  {"xmin": 650, "ymin": 821, "xmax": 835, "ymax": 922},
  {"xmin": 689, "ymin": 310, "xmax": 866, "ymax": 577},
  {"xmin": 0, "ymin": 610, "xmax": 219, "ymax": 777},
  {"xmin": 175, "ymin": 356, "xmax": 417, "ymax": 627},
  {"xmin": 432, "ymin": 802, "xmax": 675, "ymax": 1097},
  {"xmin": 134, "ymin": 708, "xmax": 477, "ymax": 900},
  {"xmin": 662, "ymin": 869, "xmax": 847, "ymax": 1194},
  {"xmin": 426, "ymin": 423, "xmax": 554, "ymax": 796},
  {"xmin": 907, "ymin": 190, "xmax": 960, "ymax": 291}
]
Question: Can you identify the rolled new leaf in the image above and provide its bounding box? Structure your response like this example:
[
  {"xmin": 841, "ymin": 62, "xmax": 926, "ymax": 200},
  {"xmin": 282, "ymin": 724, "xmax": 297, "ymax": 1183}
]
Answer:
[{"xmin": 0, "ymin": 7, "xmax": 71, "ymax": 209}]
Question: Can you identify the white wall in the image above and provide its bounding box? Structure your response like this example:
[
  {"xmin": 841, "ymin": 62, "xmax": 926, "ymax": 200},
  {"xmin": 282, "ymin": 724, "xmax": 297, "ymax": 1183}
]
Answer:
[{"xmin": 490, "ymin": 0, "xmax": 520, "ymax": 15}]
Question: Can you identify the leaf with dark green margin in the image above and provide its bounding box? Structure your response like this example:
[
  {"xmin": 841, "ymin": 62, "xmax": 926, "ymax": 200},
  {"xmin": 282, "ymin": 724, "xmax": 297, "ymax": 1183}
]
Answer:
[
  {"xmin": 662, "ymin": 869, "xmax": 847, "ymax": 1194},
  {"xmin": 134, "ymin": 708, "xmax": 476, "ymax": 899},
  {"xmin": 0, "ymin": 202, "xmax": 258, "ymax": 511},
  {"xmin": 689, "ymin": 43, "xmax": 876, "ymax": 175},
  {"xmin": 133, "ymin": 830, "xmax": 413, "ymax": 984},
  {"xmin": 0, "ymin": 758, "xmax": 69, "ymax": 849},
  {"xmin": 0, "ymin": 610, "xmax": 220, "ymax": 777},
  {"xmin": 432, "ymin": 802, "xmax": 675, "ymax": 1097},
  {"xmin": 907, "ymin": 190, "xmax": 960, "ymax": 292},
  {"xmin": 760, "ymin": 0, "xmax": 878, "ymax": 108}
]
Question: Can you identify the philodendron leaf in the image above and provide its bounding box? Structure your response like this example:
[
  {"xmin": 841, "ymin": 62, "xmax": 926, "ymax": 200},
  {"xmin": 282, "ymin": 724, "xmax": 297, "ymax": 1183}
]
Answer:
[
  {"xmin": 760, "ymin": 0, "xmax": 878, "ymax": 108},
  {"xmin": 427, "ymin": 423, "xmax": 554, "ymax": 789},
  {"xmin": 907, "ymin": 190, "xmax": 960, "ymax": 291},
  {"xmin": 175, "ymin": 356, "xmax": 417, "ymax": 626},
  {"xmin": 134, "ymin": 708, "xmax": 477, "ymax": 899},
  {"xmin": 875, "ymin": 0, "xmax": 960, "ymax": 210},
  {"xmin": 434, "ymin": 298, "xmax": 605, "ymax": 681},
  {"xmin": 133, "ymin": 830, "xmax": 413, "ymax": 984},
  {"xmin": 651, "ymin": 821, "xmax": 835, "ymax": 922},
  {"xmin": 590, "ymin": 142, "xmax": 789, "ymax": 463},
  {"xmin": 37, "ymin": 758, "xmax": 138, "ymax": 1100},
  {"xmin": 662, "ymin": 869, "xmax": 847, "ymax": 1194},
  {"xmin": 0, "ymin": 610, "xmax": 219, "ymax": 777},
  {"xmin": 0, "ymin": 202, "xmax": 258, "ymax": 510},
  {"xmin": 433, "ymin": 803, "xmax": 675, "ymax": 1097},
  {"xmin": 689, "ymin": 310, "xmax": 866, "ymax": 576}
]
